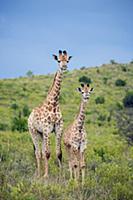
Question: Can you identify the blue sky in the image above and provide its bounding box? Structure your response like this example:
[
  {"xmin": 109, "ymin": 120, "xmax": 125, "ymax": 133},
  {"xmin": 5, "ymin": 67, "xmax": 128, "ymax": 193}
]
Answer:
[{"xmin": 0, "ymin": 0, "xmax": 133, "ymax": 78}]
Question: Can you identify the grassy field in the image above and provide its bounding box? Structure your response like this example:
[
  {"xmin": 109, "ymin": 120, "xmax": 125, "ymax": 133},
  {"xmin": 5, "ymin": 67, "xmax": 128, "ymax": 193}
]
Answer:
[{"xmin": 0, "ymin": 63, "xmax": 133, "ymax": 200}]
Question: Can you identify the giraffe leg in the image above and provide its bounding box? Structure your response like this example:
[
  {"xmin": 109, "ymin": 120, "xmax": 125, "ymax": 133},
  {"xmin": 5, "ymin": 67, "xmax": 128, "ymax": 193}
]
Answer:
[
  {"xmin": 66, "ymin": 147, "xmax": 73, "ymax": 179},
  {"xmin": 29, "ymin": 127, "xmax": 41, "ymax": 177},
  {"xmin": 69, "ymin": 160, "xmax": 73, "ymax": 179},
  {"xmin": 42, "ymin": 128, "xmax": 50, "ymax": 178},
  {"xmin": 73, "ymin": 150, "xmax": 80, "ymax": 181},
  {"xmin": 80, "ymin": 152, "xmax": 85, "ymax": 185},
  {"xmin": 55, "ymin": 120, "xmax": 63, "ymax": 168}
]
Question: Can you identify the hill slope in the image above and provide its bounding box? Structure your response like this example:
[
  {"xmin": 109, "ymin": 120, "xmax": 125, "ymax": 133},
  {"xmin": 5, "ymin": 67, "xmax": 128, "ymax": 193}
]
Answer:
[{"xmin": 0, "ymin": 63, "xmax": 133, "ymax": 200}]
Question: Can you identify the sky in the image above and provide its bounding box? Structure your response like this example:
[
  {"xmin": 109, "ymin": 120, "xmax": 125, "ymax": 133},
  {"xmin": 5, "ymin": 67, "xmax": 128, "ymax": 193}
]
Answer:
[{"xmin": 0, "ymin": 0, "xmax": 133, "ymax": 78}]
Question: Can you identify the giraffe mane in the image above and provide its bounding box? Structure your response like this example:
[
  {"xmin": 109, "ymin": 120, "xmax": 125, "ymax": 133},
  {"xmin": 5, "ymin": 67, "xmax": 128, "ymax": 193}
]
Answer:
[{"xmin": 47, "ymin": 72, "xmax": 58, "ymax": 95}]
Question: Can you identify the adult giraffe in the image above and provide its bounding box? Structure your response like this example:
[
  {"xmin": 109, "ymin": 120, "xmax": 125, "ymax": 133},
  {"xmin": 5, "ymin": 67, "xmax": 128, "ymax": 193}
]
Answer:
[{"xmin": 28, "ymin": 50, "xmax": 72, "ymax": 178}]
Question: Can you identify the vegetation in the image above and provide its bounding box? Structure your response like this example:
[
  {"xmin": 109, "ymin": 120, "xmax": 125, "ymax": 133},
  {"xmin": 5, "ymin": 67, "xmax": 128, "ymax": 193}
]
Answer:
[
  {"xmin": 130, "ymin": 60, "xmax": 133, "ymax": 64},
  {"xmin": 110, "ymin": 59, "xmax": 117, "ymax": 64},
  {"xmin": 123, "ymin": 91, "xmax": 133, "ymax": 108},
  {"xmin": 115, "ymin": 79, "xmax": 126, "ymax": 86},
  {"xmin": 116, "ymin": 108, "xmax": 133, "ymax": 144},
  {"xmin": 79, "ymin": 76, "xmax": 92, "ymax": 84},
  {"xmin": 95, "ymin": 96, "xmax": 105, "ymax": 104},
  {"xmin": 0, "ymin": 63, "xmax": 133, "ymax": 199},
  {"xmin": 26, "ymin": 70, "xmax": 34, "ymax": 78}
]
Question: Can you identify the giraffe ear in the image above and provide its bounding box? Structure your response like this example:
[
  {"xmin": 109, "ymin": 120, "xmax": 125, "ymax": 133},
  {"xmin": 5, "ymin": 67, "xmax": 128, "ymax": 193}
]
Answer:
[
  {"xmin": 77, "ymin": 87, "xmax": 82, "ymax": 93},
  {"xmin": 68, "ymin": 56, "xmax": 72, "ymax": 61},
  {"xmin": 53, "ymin": 54, "xmax": 58, "ymax": 61},
  {"xmin": 90, "ymin": 88, "xmax": 94, "ymax": 92}
]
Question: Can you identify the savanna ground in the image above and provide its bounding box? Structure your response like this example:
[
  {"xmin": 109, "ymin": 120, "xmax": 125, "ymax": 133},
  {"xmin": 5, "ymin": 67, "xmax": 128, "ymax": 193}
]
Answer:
[{"xmin": 0, "ymin": 63, "xmax": 133, "ymax": 200}]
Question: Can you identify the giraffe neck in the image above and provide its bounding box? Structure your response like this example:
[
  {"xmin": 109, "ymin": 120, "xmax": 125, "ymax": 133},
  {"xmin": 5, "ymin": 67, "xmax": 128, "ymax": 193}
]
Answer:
[
  {"xmin": 46, "ymin": 70, "xmax": 63, "ymax": 105},
  {"xmin": 76, "ymin": 100, "xmax": 87, "ymax": 128}
]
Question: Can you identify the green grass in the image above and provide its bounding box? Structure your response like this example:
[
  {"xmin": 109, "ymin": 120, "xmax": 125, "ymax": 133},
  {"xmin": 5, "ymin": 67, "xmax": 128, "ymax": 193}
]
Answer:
[{"xmin": 0, "ymin": 63, "xmax": 133, "ymax": 199}]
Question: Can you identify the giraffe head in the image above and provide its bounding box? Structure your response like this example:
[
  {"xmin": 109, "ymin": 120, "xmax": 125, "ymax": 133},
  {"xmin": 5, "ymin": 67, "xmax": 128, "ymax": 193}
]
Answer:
[
  {"xmin": 53, "ymin": 50, "xmax": 72, "ymax": 71},
  {"xmin": 77, "ymin": 83, "xmax": 94, "ymax": 102}
]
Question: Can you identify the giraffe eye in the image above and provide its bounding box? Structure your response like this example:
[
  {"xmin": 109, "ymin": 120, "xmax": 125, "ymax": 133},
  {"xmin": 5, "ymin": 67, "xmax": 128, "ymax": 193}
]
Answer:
[{"xmin": 58, "ymin": 60, "xmax": 61, "ymax": 63}]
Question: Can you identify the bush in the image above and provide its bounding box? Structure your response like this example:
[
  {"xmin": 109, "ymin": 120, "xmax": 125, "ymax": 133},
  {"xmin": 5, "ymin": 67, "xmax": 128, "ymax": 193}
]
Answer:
[
  {"xmin": 79, "ymin": 76, "xmax": 92, "ymax": 84},
  {"xmin": 98, "ymin": 114, "xmax": 106, "ymax": 121},
  {"xmin": 123, "ymin": 91, "xmax": 133, "ymax": 108},
  {"xmin": 95, "ymin": 96, "xmax": 105, "ymax": 104},
  {"xmin": 0, "ymin": 123, "xmax": 8, "ymax": 131},
  {"xmin": 26, "ymin": 70, "xmax": 34, "ymax": 78},
  {"xmin": 96, "ymin": 67, "xmax": 100, "ymax": 73},
  {"xmin": 110, "ymin": 59, "xmax": 117, "ymax": 64},
  {"xmin": 116, "ymin": 108, "xmax": 133, "ymax": 144},
  {"xmin": 11, "ymin": 103, "xmax": 19, "ymax": 110},
  {"xmin": 115, "ymin": 79, "xmax": 126, "ymax": 86},
  {"xmin": 94, "ymin": 147, "xmax": 106, "ymax": 162},
  {"xmin": 80, "ymin": 66, "xmax": 86, "ymax": 70},
  {"xmin": 103, "ymin": 77, "xmax": 108, "ymax": 84},
  {"xmin": 11, "ymin": 111, "xmax": 28, "ymax": 132},
  {"xmin": 121, "ymin": 65, "xmax": 127, "ymax": 72},
  {"xmin": 23, "ymin": 105, "xmax": 30, "ymax": 117}
]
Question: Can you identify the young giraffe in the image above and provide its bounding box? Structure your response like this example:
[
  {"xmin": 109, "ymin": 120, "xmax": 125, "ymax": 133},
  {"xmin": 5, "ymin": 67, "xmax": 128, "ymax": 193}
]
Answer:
[
  {"xmin": 64, "ymin": 83, "xmax": 93, "ymax": 183},
  {"xmin": 28, "ymin": 50, "xmax": 72, "ymax": 178}
]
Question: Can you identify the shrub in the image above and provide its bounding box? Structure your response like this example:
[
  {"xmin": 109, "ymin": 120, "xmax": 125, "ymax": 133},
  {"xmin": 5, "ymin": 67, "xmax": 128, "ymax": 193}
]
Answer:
[
  {"xmin": 115, "ymin": 79, "xmax": 126, "ymax": 86},
  {"xmin": 11, "ymin": 111, "xmax": 28, "ymax": 132},
  {"xmin": 116, "ymin": 102, "xmax": 123, "ymax": 110},
  {"xmin": 103, "ymin": 77, "xmax": 108, "ymax": 84},
  {"xmin": 94, "ymin": 147, "xmax": 106, "ymax": 162},
  {"xmin": 11, "ymin": 116, "xmax": 28, "ymax": 132},
  {"xmin": 0, "ymin": 123, "xmax": 8, "ymax": 131},
  {"xmin": 11, "ymin": 103, "xmax": 19, "ymax": 110},
  {"xmin": 95, "ymin": 96, "xmax": 105, "ymax": 104},
  {"xmin": 98, "ymin": 114, "xmax": 106, "ymax": 121},
  {"xmin": 116, "ymin": 108, "xmax": 133, "ymax": 144},
  {"xmin": 80, "ymin": 66, "xmax": 86, "ymax": 70},
  {"xmin": 110, "ymin": 59, "xmax": 117, "ymax": 64},
  {"xmin": 123, "ymin": 91, "xmax": 133, "ymax": 108},
  {"xmin": 26, "ymin": 70, "xmax": 34, "ymax": 78},
  {"xmin": 96, "ymin": 67, "xmax": 100, "ymax": 73},
  {"xmin": 23, "ymin": 105, "xmax": 30, "ymax": 117},
  {"xmin": 79, "ymin": 76, "xmax": 92, "ymax": 84},
  {"xmin": 121, "ymin": 65, "xmax": 127, "ymax": 72}
]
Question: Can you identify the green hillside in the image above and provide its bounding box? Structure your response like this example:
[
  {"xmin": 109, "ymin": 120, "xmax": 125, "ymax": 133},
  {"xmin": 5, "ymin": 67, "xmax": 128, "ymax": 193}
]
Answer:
[{"xmin": 0, "ymin": 63, "xmax": 133, "ymax": 200}]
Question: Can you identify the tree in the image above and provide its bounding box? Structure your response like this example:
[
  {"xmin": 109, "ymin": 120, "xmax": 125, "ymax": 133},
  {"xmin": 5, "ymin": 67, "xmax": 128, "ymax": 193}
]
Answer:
[
  {"xmin": 110, "ymin": 59, "xmax": 117, "ymax": 64},
  {"xmin": 80, "ymin": 66, "xmax": 86, "ymax": 70},
  {"xmin": 26, "ymin": 70, "xmax": 34, "ymax": 78}
]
